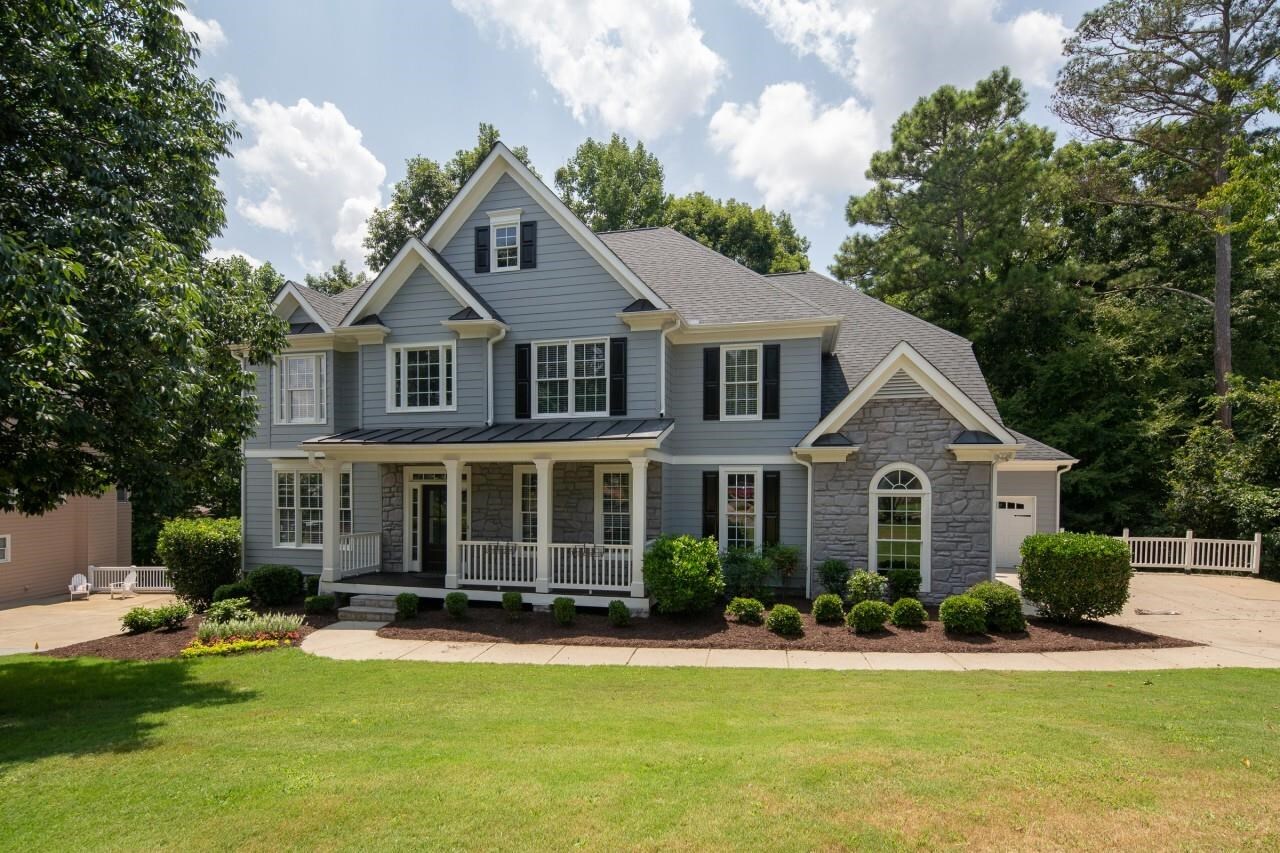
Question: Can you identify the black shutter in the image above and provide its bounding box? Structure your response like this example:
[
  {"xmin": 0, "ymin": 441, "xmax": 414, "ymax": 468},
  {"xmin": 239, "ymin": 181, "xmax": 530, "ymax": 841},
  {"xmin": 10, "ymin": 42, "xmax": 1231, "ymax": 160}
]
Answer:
[
  {"xmin": 763, "ymin": 343, "xmax": 781, "ymax": 420},
  {"xmin": 702, "ymin": 347, "xmax": 720, "ymax": 420},
  {"xmin": 701, "ymin": 471, "xmax": 719, "ymax": 539},
  {"xmin": 474, "ymin": 226, "xmax": 490, "ymax": 273},
  {"xmin": 514, "ymin": 343, "xmax": 531, "ymax": 419},
  {"xmin": 520, "ymin": 220, "xmax": 537, "ymax": 269},
  {"xmin": 763, "ymin": 470, "xmax": 781, "ymax": 547},
  {"xmin": 608, "ymin": 337, "xmax": 627, "ymax": 416}
]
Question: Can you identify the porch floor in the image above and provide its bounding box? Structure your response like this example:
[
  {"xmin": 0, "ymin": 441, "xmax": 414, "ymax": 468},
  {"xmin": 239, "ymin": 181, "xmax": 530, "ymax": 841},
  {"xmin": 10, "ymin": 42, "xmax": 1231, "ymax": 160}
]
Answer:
[{"xmin": 327, "ymin": 571, "xmax": 649, "ymax": 614}]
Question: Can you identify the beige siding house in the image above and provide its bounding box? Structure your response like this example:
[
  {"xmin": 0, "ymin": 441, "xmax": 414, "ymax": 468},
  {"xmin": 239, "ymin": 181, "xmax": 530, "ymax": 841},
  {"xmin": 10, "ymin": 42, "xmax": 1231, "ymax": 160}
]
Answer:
[{"xmin": 0, "ymin": 491, "xmax": 131, "ymax": 604}]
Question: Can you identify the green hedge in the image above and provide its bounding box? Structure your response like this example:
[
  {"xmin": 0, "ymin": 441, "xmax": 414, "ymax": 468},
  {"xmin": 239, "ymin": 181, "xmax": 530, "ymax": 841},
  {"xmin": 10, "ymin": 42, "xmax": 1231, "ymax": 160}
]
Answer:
[
  {"xmin": 1020, "ymin": 532, "xmax": 1132, "ymax": 623},
  {"xmin": 811, "ymin": 593, "xmax": 845, "ymax": 624},
  {"xmin": 890, "ymin": 597, "xmax": 927, "ymax": 628},
  {"xmin": 724, "ymin": 597, "xmax": 765, "ymax": 625},
  {"xmin": 552, "ymin": 596, "xmax": 576, "ymax": 626},
  {"xmin": 155, "ymin": 518, "xmax": 241, "ymax": 609},
  {"xmin": 608, "ymin": 600, "xmax": 631, "ymax": 627},
  {"xmin": 643, "ymin": 535, "xmax": 724, "ymax": 615}
]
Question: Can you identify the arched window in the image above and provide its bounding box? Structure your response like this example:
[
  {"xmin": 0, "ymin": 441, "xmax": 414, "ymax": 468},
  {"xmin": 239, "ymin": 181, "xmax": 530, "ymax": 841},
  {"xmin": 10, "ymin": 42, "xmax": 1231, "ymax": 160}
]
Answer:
[{"xmin": 869, "ymin": 464, "xmax": 931, "ymax": 592}]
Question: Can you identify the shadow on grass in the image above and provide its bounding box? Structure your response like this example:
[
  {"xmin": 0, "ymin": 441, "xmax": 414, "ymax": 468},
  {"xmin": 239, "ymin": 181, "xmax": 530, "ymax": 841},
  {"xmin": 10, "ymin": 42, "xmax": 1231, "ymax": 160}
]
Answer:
[{"xmin": 0, "ymin": 656, "xmax": 252, "ymax": 767}]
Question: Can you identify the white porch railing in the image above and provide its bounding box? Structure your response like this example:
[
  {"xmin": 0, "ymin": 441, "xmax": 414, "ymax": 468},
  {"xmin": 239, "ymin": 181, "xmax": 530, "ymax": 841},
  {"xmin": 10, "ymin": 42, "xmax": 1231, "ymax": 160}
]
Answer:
[
  {"xmin": 1121, "ymin": 529, "xmax": 1262, "ymax": 574},
  {"xmin": 459, "ymin": 541, "xmax": 538, "ymax": 587},
  {"xmin": 549, "ymin": 543, "xmax": 633, "ymax": 592},
  {"xmin": 337, "ymin": 532, "xmax": 381, "ymax": 580},
  {"xmin": 88, "ymin": 565, "xmax": 171, "ymax": 592}
]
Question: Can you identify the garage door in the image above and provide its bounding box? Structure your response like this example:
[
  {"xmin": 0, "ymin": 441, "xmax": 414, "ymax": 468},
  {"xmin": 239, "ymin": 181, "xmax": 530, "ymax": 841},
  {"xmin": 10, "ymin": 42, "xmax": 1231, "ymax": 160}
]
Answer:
[{"xmin": 996, "ymin": 497, "xmax": 1037, "ymax": 568}]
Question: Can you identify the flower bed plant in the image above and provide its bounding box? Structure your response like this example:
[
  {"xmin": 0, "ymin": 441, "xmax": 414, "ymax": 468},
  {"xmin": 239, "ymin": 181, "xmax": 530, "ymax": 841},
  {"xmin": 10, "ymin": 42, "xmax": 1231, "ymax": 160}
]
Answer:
[
  {"xmin": 180, "ymin": 638, "xmax": 286, "ymax": 658},
  {"xmin": 195, "ymin": 612, "xmax": 303, "ymax": 644},
  {"xmin": 121, "ymin": 603, "xmax": 192, "ymax": 633}
]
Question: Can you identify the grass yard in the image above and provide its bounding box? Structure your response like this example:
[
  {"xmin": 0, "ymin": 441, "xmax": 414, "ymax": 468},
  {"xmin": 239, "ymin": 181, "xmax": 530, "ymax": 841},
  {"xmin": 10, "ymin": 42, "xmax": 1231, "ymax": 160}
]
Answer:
[{"xmin": 1, "ymin": 653, "xmax": 1277, "ymax": 851}]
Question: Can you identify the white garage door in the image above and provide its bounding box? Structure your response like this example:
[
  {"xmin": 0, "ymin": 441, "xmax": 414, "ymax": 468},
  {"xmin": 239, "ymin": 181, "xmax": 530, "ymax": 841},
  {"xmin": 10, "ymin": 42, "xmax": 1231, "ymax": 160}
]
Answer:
[{"xmin": 996, "ymin": 497, "xmax": 1037, "ymax": 568}]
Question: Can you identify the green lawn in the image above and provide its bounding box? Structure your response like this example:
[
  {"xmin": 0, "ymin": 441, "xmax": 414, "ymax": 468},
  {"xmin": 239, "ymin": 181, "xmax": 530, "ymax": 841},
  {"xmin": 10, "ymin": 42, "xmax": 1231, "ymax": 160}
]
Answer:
[{"xmin": 1, "ymin": 652, "xmax": 1277, "ymax": 851}]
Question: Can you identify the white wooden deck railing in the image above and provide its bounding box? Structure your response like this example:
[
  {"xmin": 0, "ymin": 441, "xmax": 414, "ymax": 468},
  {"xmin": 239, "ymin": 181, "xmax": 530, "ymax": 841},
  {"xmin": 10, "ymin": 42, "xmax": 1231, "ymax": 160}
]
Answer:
[
  {"xmin": 459, "ymin": 541, "xmax": 538, "ymax": 586},
  {"xmin": 337, "ymin": 532, "xmax": 381, "ymax": 579},
  {"xmin": 88, "ymin": 565, "xmax": 172, "ymax": 592},
  {"xmin": 549, "ymin": 543, "xmax": 632, "ymax": 592},
  {"xmin": 1121, "ymin": 529, "xmax": 1262, "ymax": 574}
]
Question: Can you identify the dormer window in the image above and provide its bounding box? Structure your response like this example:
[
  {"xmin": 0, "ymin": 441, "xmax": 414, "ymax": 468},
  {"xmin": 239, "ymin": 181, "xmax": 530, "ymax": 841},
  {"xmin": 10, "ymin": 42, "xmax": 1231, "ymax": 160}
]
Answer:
[{"xmin": 489, "ymin": 209, "xmax": 521, "ymax": 271}]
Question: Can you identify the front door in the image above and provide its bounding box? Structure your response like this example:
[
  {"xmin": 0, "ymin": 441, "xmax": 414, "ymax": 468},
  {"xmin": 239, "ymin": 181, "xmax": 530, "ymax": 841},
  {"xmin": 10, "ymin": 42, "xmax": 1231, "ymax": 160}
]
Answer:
[
  {"xmin": 421, "ymin": 484, "xmax": 448, "ymax": 573},
  {"xmin": 996, "ymin": 497, "xmax": 1037, "ymax": 568}
]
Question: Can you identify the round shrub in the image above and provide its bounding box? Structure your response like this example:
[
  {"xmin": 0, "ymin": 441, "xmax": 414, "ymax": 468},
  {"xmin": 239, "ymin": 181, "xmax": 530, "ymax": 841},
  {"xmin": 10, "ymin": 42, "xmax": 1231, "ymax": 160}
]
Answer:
[
  {"xmin": 886, "ymin": 568, "xmax": 922, "ymax": 602},
  {"xmin": 765, "ymin": 604, "xmax": 803, "ymax": 637},
  {"xmin": 939, "ymin": 595, "xmax": 988, "ymax": 634},
  {"xmin": 156, "ymin": 517, "xmax": 241, "ymax": 609},
  {"xmin": 608, "ymin": 600, "xmax": 631, "ymax": 627},
  {"xmin": 723, "ymin": 548, "xmax": 773, "ymax": 600},
  {"xmin": 890, "ymin": 597, "xmax": 927, "ymax": 628},
  {"xmin": 1019, "ymin": 532, "xmax": 1132, "ymax": 623},
  {"xmin": 724, "ymin": 596, "xmax": 765, "ymax": 625},
  {"xmin": 304, "ymin": 594, "xmax": 336, "ymax": 614},
  {"xmin": 811, "ymin": 593, "xmax": 845, "ymax": 624},
  {"xmin": 845, "ymin": 569, "xmax": 887, "ymax": 605},
  {"xmin": 764, "ymin": 543, "xmax": 801, "ymax": 580},
  {"xmin": 967, "ymin": 580, "xmax": 1026, "ymax": 632},
  {"xmin": 847, "ymin": 600, "xmax": 892, "ymax": 633},
  {"xmin": 205, "ymin": 597, "xmax": 253, "ymax": 624},
  {"xmin": 212, "ymin": 581, "xmax": 252, "ymax": 603},
  {"xmin": 502, "ymin": 591, "xmax": 524, "ymax": 621},
  {"xmin": 248, "ymin": 564, "xmax": 303, "ymax": 607},
  {"xmin": 122, "ymin": 603, "xmax": 192, "ymax": 633},
  {"xmin": 442, "ymin": 592, "xmax": 466, "ymax": 620},
  {"xmin": 552, "ymin": 596, "xmax": 576, "ymax": 626},
  {"xmin": 817, "ymin": 559, "xmax": 851, "ymax": 595},
  {"xmin": 643, "ymin": 535, "xmax": 725, "ymax": 615},
  {"xmin": 304, "ymin": 574, "xmax": 320, "ymax": 597}
]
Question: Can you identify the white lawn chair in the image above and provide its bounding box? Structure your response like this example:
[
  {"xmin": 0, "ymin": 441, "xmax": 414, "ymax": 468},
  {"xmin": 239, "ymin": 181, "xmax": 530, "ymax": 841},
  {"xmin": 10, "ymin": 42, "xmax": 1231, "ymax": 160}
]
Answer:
[
  {"xmin": 68, "ymin": 573, "xmax": 91, "ymax": 601},
  {"xmin": 110, "ymin": 570, "xmax": 137, "ymax": 599}
]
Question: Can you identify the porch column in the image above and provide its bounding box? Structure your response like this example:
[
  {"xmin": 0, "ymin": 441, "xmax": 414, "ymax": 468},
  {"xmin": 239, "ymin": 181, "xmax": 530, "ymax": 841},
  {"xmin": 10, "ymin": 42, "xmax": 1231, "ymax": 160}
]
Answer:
[
  {"xmin": 630, "ymin": 457, "xmax": 648, "ymax": 598},
  {"xmin": 534, "ymin": 457, "xmax": 553, "ymax": 593},
  {"xmin": 444, "ymin": 458, "xmax": 462, "ymax": 588},
  {"xmin": 319, "ymin": 458, "xmax": 341, "ymax": 584}
]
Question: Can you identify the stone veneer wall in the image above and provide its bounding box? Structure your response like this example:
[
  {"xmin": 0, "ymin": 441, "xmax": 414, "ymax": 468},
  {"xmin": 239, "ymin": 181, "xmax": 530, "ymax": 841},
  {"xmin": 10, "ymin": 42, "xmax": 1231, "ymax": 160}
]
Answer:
[
  {"xmin": 381, "ymin": 464, "xmax": 403, "ymax": 569},
  {"xmin": 810, "ymin": 398, "xmax": 993, "ymax": 600}
]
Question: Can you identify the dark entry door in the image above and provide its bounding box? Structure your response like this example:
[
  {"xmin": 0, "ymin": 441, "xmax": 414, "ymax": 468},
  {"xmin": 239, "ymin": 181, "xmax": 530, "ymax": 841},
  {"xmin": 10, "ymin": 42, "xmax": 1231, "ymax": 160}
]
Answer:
[{"xmin": 421, "ymin": 485, "xmax": 447, "ymax": 573}]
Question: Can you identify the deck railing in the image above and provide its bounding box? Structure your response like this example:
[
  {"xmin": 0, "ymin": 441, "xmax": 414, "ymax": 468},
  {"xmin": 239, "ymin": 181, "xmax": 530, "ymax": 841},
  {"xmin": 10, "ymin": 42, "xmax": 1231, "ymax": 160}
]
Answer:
[
  {"xmin": 549, "ymin": 543, "xmax": 632, "ymax": 592},
  {"xmin": 337, "ymin": 532, "xmax": 381, "ymax": 579},
  {"xmin": 1121, "ymin": 529, "xmax": 1262, "ymax": 574},
  {"xmin": 88, "ymin": 565, "xmax": 172, "ymax": 592},
  {"xmin": 459, "ymin": 541, "xmax": 538, "ymax": 586}
]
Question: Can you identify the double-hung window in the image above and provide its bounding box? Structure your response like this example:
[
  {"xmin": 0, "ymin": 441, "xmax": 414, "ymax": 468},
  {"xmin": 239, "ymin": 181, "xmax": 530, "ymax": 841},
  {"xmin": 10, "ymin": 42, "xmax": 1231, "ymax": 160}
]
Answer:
[
  {"xmin": 490, "ymin": 209, "xmax": 521, "ymax": 271},
  {"xmin": 535, "ymin": 339, "xmax": 607, "ymax": 417},
  {"xmin": 720, "ymin": 467, "xmax": 762, "ymax": 551},
  {"xmin": 275, "ymin": 353, "xmax": 326, "ymax": 424},
  {"xmin": 0, "ymin": 534, "xmax": 10, "ymax": 563},
  {"xmin": 595, "ymin": 466, "xmax": 631, "ymax": 546},
  {"xmin": 721, "ymin": 345, "xmax": 761, "ymax": 420},
  {"xmin": 274, "ymin": 466, "xmax": 352, "ymax": 548},
  {"xmin": 388, "ymin": 342, "xmax": 455, "ymax": 411}
]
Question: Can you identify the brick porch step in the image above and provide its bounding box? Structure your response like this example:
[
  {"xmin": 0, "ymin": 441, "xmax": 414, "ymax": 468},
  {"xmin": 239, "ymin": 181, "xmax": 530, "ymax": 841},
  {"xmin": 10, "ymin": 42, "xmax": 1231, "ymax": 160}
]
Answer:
[{"xmin": 338, "ymin": 594, "xmax": 398, "ymax": 622}]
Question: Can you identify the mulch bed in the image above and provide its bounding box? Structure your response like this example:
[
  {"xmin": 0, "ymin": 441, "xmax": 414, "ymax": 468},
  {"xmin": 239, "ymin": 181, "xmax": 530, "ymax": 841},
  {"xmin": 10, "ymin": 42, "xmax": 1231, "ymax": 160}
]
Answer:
[{"xmin": 379, "ymin": 599, "xmax": 1195, "ymax": 654}]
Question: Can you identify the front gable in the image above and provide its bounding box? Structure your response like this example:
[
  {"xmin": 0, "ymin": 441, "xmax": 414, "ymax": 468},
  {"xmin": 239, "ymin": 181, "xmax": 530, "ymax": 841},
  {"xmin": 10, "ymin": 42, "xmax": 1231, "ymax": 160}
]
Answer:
[{"xmin": 271, "ymin": 282, "xmax": 332, "ymax": 332}]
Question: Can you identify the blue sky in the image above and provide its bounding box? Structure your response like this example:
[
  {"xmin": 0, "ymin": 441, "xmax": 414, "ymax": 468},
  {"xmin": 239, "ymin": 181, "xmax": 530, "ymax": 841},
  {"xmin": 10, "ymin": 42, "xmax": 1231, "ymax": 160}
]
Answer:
[{"xmin": 188, "ymin": 0, "xmax": 1097, "ymax": 282}]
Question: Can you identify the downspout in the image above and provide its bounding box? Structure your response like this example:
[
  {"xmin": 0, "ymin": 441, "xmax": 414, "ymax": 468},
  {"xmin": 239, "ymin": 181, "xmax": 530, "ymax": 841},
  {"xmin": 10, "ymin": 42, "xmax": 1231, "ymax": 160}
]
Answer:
[
  {"xmin": 794, "ymin": 452, "xmax": 814, "ymax": 599},
  {"xmin": 990, "ymin": 460, "xmax": 1000, "ymax": 580},
  {"xmin": 487, "ymin": 326, "xmax": 508, "ymax": 426},
  {"xmin": 238, "ymin": 353, "xmax": 249, "ymax": 577},
  {"xmin": 1055, "ymin": 463, "xmax": 1069, "ymax": 531},
  {"xmin": 658, "ymin": 318, "xmax": 680, "ymax": 417}
]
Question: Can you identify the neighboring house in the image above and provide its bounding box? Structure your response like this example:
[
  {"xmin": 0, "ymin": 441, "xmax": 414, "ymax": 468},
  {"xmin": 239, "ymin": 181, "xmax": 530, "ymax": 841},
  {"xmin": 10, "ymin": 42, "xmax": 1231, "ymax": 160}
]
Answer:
[
  {"xmin": 0, "ymin": 490, "xmax": 132, "ymax": 604},
  {"xmin": 241, "ymin": 143, "xmax": 1074, "ymax": 611}
]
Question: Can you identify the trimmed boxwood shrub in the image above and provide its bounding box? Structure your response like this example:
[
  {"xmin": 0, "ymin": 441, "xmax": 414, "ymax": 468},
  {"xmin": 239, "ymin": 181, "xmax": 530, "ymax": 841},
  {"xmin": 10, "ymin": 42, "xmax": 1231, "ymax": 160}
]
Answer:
[
  {"xmin": 399, "ymin": 593, "xmax": 423, "ymax": 620},
  {"xmin": 248, "ymin": 564, "xmax": 303, "ymax": 607},
  {"xmin": 1019, "ymin": 532, "xmax": 1132, "ymax": 623},
  {"xmin": 212, "ymin": 581, "xmax": 252, "ymax": 603},
  {"xmin": 442, "ymin": 592, "xmax": 466, "ymax": 619},
  {"xmin": 890, "ymin": 597, "xmax": 927, "ymax": 628},
  {"xmin": 723, "ymin": 548, "xmax": 773, "ymax": 600},
  {"xmin": 812, "ymin": 593, "xmax": 845, "ymax": 624},
  {"xmin": 156, "ymin": 517, "xmax": 241, "ymax": 609},
  {"xmin": 764, "ymin": 543, "xmax": 801, "ymax": 580},
  {"xmin": 817, "ymin": 559, "xmax": 851, "ymax": 595},
  {"xmin": 848, "ymin": 600, "xmax": 892, "ymax": 633},
  {"xmin": 765, "ymin": 604, "xmax": 803, "ymax": 637},
  {"xmin": 502, "ymin": 591, "xmax": 524, "ymax": 621},
  {"xmin": 552, "ymin": 596, "xmax": 576, "ymax": 626},
  {"xmin": 886, "ymin": 568, "xmax": 922, "ymax": 602},
  {"xmin": 845, "ymin": 569, "xmax": 887, "ymax": 605},
  {"xmin": 608, "ymin": 600, "xmax": 631, "ymax": 627},
  {"xmin": 967, "ymin": 581, "xmax": 1026, "ymax": 632},
  {"xmin": 304, "ymin": 594, "xmax": 336, "ymax": 614},
  {"xmin": 643, "ymin": 535, "xmax": 725, "ymax": 615},
  {"xmin": 121, "ymin": 603, "xmax": 192, "ymax": 633},
  {"xmin": 724, "ymin": 596, "xmax": 765, "ymax": 625},
  {"xmin": 304, "ymin": 574, "xmax": 320, "ymax": 596},
  {"xmin": 205, "ymin": 597, "xmax": 253, "ymax": 624},
  {"xmin": 939, "ymin": 595, "xmax": 988, "ymax": 634}
]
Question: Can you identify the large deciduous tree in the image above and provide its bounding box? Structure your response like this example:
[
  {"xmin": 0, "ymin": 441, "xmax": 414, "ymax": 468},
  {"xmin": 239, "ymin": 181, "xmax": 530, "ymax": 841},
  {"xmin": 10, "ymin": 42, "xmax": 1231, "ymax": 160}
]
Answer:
[
  {"xmin": 1052, "ymin": 0, "xmax": 1280, "ymax": 427},
  {"xmin": 304, "ymin": 259, "xmax": 367, "ymax": 295},
  {"xmin": 555, "ymin": 134, "xmax": 667, "ymax": 232},
  {"xmin": 664, "ymin": 193, "xmax": 810, "ymax": 274}
]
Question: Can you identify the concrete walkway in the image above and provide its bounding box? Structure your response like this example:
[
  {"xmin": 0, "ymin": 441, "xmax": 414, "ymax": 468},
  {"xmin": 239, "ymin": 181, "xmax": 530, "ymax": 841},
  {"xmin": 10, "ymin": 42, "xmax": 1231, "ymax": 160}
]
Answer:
[{"xmin": 0, "ymin": 592, "xmax": 177, "ymax": 655}]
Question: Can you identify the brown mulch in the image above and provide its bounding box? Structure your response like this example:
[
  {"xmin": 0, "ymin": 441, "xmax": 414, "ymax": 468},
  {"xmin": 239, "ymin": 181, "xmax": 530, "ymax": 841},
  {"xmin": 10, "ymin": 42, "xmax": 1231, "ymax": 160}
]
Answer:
[
  {"xmin": 40, "ymin": 607, "xmax": 340, "ymax": 662},
  {"xmin": 378, "ymin": 599, "xmax": 1195, "ymax": 654}
]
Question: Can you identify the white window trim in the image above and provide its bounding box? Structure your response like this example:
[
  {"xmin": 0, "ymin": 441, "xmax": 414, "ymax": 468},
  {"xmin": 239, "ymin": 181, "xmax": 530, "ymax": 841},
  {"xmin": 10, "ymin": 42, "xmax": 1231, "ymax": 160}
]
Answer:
[
  {"xmin": 867, "ymin": 462, "xmax": 932, "ymax": 593},
  {"xmin": 719, "ymin": 465, "xmax": 764, "ymax": 553},
  {"xmin": 489, "ymin": 208, "xmax": 522, "ymax": 272},
  {"xmin": 0, "ymin": 534, "xmax": 10, "ymax": 564},
  {"xmin": 721, "ymin": 343, "xmax": 763, "ymax": 422},
  {"xmin": 532, "ymin": 338, "xmax": 610, "ymax": 419},
  {"xmin": 271, "ymin": 463, "xmax": 347, "ymax": 550},
  {"xmin": 385, "ymin": 340, "xmax": 458, "ymax": 413},
  {"xmin": 594, "ymin": 464, "xmax": 632, "ymax": 546},
  {"xmin": 512, "ymin": 464, "xmax": 541, "ymax": 543},
  {"xmin": 272, "ymin": 351, "xmax": 327, "ymax": 426}
]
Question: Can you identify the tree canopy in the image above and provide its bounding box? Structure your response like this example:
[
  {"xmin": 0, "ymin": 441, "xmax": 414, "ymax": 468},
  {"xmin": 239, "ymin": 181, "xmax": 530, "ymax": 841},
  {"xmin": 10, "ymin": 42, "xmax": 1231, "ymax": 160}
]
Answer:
[{"xmin": 304, "ymin": 259, "xmax": 367, "ymax": 295}]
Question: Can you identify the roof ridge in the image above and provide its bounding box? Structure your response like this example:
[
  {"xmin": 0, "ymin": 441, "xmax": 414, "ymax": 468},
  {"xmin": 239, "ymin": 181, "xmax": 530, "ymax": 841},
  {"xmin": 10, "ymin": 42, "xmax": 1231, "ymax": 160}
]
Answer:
[
  {"xmin": 773, "ymin": 271, "xmax": 973, "ymax": 346},
  {"xmin": 595, "ymin": 225, "xmax": 667, "ymax": 235}
]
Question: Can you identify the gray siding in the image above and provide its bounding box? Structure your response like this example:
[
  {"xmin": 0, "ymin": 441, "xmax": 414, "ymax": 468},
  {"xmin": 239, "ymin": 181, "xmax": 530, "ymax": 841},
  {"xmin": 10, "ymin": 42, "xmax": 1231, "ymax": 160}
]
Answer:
[
  {"xmin": 663, "ymin": 337, "xmax": 822, "ymax": 453},
  {"xmin": 998, "ymin": 470, "xmax": 1059, "ymax": 533},
  {"xmin": 334, "ymin": 350, "xmax": 360, "ymax": 433},
  {"xmin": 244, "ymin": 349, "xmax": 336, "ymax": 450}
]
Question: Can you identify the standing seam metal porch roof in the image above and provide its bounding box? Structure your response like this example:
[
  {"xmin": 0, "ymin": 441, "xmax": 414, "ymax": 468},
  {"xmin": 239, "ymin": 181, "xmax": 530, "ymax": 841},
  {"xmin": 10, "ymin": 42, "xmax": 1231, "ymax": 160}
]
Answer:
[{"xmin": 305, "ymin": 418, "xmax": 674, "ymax": 446}]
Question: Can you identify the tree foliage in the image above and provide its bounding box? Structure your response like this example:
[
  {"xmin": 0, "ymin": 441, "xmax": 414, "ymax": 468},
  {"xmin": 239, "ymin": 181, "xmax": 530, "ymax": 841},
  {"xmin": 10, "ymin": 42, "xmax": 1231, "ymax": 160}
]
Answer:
[
  {"xmin": 303, "ymin": 259, "xmax": 366, "ymax": 295},
  {"xmin": 664, "ymin": 193, "xmax": 810, "ymax": 274},
  {"xmin": 555, "ymin": 134, "xmax": 666, "ymax": 232}
]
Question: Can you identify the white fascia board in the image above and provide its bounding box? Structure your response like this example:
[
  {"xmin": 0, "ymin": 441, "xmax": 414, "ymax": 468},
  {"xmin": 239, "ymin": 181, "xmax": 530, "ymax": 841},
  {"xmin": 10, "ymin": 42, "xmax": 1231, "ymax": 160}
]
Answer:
[
  {"xmin": 668, "ymin": 317, "xmax": 842, "ymax": 349},
  {"xmin": 800, "ymin": 340, "xmax": 1016, "ymax": 447},
  {"xmin": 441, "ymin": 318, "xmax": 509, "ymax": 339},
  {"xmin": 345, "ymin": 238, "xmax": 492, "ymax": 324},
  {"xmin": 947, "ymin": 444, "xmax": 1024, "ymax": 462},
  {"xmin": 791, "ymin": 446, "xmax": 858, "ymax": 463},
  {"xmin": 421, "ymin": 143, "xmax": 670, "ymax": 310},
  {"xmin": 271, "ymin": 283, "xmax": 332, "ymax": 333},
  {"xmin": 996, "ymin": 459, "xmax": 1078, "ymax": 471}
]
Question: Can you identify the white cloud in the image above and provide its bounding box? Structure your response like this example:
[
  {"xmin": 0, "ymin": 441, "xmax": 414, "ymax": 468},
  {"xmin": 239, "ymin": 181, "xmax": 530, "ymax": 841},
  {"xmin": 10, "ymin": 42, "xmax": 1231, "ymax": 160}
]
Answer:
[
  {"xmin": 206, "ymin": 246, "xmax": 264, "ymax": 267},
  {"xmin": 221, "ymin": 80, "xmax": 386, "ymax": 273},
  {"xmin": 176, "ymin": 6, "xmax": 227, "ymax": 54},
  {"xmin": 709, "ymin": 83, "xmax": 878, "ymax": 213},
  {"xmin": 452, "ymin": 0, "xmax": 726, "ymax": 138}
]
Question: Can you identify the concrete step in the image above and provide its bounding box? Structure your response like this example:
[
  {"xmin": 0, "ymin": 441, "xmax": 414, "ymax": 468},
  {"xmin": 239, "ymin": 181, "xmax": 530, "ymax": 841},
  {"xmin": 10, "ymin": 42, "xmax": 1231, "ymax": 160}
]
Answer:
[
  {"xmin": 349, "ymin": 594, "xmax": 398, "ymax": 608},
  {"xmin": 337, "ymin": 605, "xmax": 396, "ymax": 622}
]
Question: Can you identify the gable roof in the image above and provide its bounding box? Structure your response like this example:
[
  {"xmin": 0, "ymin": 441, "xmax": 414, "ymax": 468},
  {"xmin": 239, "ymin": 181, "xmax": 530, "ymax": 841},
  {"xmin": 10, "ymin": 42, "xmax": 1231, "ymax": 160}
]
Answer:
[
  {"xmin": 271, "ymin": 281, "xmax": 334, "ymax": 332},
  {"xmin": 341, "ymin": 237, "xmax": 501, "ymax": 325},
  {"xmin": 1007, "ymin": 429, "xmax": 1076, "ymax": 462}
]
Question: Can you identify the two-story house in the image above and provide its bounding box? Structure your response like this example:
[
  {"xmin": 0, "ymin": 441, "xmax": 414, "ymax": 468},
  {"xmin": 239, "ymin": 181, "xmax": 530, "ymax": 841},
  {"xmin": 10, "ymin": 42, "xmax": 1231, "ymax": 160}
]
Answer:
[{"xmin": 242, "ymin": 143, "xmax": 1075, "ymax": 613}]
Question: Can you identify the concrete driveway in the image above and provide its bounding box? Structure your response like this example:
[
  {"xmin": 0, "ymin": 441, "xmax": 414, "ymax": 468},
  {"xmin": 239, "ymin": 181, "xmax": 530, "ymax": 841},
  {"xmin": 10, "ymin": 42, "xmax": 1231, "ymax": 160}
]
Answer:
[{"xmin": 0, "ymin": 592, "xmax": 176, "ymax": 655}]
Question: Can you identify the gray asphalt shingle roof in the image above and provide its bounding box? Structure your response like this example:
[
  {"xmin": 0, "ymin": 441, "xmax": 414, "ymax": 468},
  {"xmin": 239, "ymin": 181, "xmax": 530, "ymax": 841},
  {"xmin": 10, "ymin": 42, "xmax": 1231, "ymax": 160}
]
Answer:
[
  {"xmin": 1008, "ymin": 429, "xmax": 1076, "ymax": 462},
  {"xmin": 285, "ymin": 280, "xmax": 373, "ymax": 329}
]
